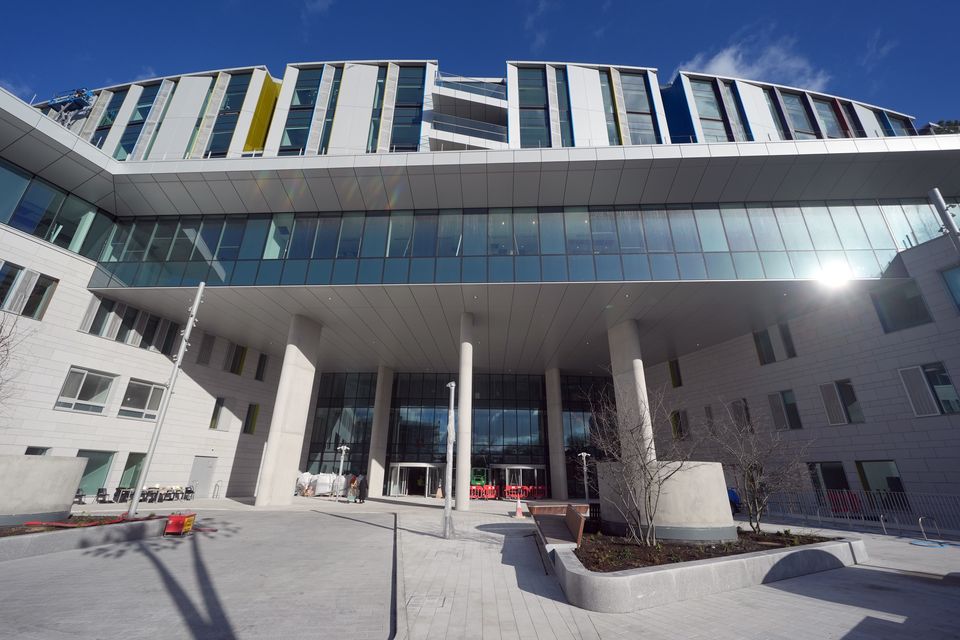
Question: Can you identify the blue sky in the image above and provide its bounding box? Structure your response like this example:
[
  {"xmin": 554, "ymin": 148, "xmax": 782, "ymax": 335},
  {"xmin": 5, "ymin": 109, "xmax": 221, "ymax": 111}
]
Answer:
[{"xmin": 1, "ymin": 0, "xmax": 956, "ymax": 124}]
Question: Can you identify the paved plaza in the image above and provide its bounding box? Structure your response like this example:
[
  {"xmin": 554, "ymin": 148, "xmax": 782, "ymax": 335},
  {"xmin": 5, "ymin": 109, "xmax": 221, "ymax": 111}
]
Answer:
[{"xmin": 0, "ymin": 497, "xmax": 957, "ymax": 639}]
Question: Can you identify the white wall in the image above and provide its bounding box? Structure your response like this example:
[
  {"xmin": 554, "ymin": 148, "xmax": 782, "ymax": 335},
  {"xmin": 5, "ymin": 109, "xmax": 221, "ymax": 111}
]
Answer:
[
  {"xmin": 263, "ymin": 66, "xmax": 299, "ymax": 157},
  {"xmin": 326, "ymin": 63, "xmax": 380, "ymax": 156},
  {"xmin": 566, "ymin": 65, "xmax": 609, "ymax": 149},
  {"xmin": 735, "ymin": 80, "xmax": 780, "ymax": 143},
  {"xmin": 854, "ymin": 103, "xmax": 885, "ymax": 137},
  {"xmin": 0, "ymin": 226, "xmax": 281, "ymax": 497},
  {"xmin": 227, "ymin": 68, "xmax": 268, "ymax": 158},
  {"xmin": 148, "ymin": 76, "xmax": 213, "ymax": 161}
]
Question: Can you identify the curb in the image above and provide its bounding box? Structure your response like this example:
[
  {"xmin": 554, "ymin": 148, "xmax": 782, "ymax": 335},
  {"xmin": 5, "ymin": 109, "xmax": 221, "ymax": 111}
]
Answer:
[{"xmin": 0, "ymin": 518, "xmax": 168, "ymax": 563}]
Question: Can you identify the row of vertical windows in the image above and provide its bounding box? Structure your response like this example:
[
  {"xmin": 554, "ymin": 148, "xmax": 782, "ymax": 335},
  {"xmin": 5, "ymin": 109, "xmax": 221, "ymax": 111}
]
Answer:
[
  {"xmin": 279, "ymin": 68, "xmax": 324, "ymax": 156},
  {"xmin": 318, "ymin": 66, "xmax": 343, "ymax": 155},
  {"xmin": 389, "ymin": 66, "xmax": 425, "ymax": 152},
  {"xmin": 366, "ymin": 66, "xmax": 388, "ymax": 153},
  {"xmin": 554, "ymin": 68, "xmax": 574, "ymax": 147},
  {"xmin": 90, "ymin": 90, "xmax": 128, "ymax": 149},
  {"xmin": 619, "ymin": 72, "xmax": 659, "ymax": 144},
  {"xmin": 0, "ymin": 260, "xmax": 58, "ymax": 320},
  {"xmin": 55, "ymin": 365, "xmax": 164, "ymax": 420},
  {"xmin": 518, "ymin": 67, "xmax": 551, "ymax": 148},
  {"xmin": 205, "ymin": 73, "xmax": 252, "ymax": 158},
  {"xmin": 114, "ymin": 84, "xmax": 160, "ymax": 160},
  {"xmin": 598, "ymin": 70, "xmax": 621, "ymax": 146},
  {"xmin": 82, "ymin": 296, "xmax": 181, "ymax": 356}
]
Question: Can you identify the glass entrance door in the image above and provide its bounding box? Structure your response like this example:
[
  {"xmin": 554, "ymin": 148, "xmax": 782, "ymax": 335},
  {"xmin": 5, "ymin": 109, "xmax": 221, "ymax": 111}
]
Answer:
[{"xmin": 389, "ymin": 464, "xmax": 442, "ymax": 497}]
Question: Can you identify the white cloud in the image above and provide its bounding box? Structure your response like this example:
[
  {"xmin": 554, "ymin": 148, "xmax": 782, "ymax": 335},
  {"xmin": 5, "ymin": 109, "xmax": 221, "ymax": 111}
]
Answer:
[
  {"xmin": 133, "ymin": 66, "xmax": 158, "ymax": 81},
  {"xmin": 679, "ymin": 37, "xmax": 830, "ymax": 92},
  {"xmin": 524, "ymin": 0, "xmax": 551, "ymax": 53},
  {"xmin": 859, "ymin": 28, "xmax": 897, "ymax": 71},
  {"xmin": 0, "ymin": 78, "xmax": 34, "ymax": 102},
  {"xmin": 303, "ymin": 0, "xmax": 333, "ymax": 13}
]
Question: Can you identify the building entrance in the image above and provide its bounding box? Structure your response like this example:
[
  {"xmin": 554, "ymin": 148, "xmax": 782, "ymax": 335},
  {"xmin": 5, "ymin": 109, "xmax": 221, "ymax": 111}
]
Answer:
[
  {"xmin": 388, "ymin": 463, "xmax": 443, "ymax": 497},
  {"xmin": 489, "ymin": 464, "xmax": 547, "ymax": 499}
]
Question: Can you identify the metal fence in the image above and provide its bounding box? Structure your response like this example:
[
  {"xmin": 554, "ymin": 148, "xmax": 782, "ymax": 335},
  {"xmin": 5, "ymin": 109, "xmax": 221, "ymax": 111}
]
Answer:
[{"xmin": 765, "ymin": 489, "xmax": 960, "ymax": 538}]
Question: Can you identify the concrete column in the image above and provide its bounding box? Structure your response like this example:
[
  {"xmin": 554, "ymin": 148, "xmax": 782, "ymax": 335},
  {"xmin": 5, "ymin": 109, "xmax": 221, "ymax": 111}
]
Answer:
[
  {"xmin": 366, "ymin": 365, "xmax": 394, "ymax": 498},
  {"xmin": 545, "ymin": 367, "xmax": 568, "ymax": 500},
  {"xmin": 255, "ymin": 315, "xmax": 322, "ymax": 506},
  {"xmin": 456, "ymin": 313, "xmax": 474, "ymax": 511},
  {"xmin": 607, "ymin": 320, "xmax": 655, "ymax": 461}
]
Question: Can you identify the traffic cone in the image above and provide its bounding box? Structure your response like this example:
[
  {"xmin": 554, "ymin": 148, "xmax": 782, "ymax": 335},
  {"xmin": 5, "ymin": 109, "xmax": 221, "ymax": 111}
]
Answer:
[{"xmin": 514, "ymin": 497, "xmax": 524, "ymax": 518}]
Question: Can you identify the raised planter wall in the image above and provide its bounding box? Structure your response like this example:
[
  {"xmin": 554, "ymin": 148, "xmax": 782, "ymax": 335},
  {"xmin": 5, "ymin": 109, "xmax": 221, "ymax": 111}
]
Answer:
[
  {"xmin": 0, "ymin": 518, "xmax": 168, "ymax": 563},
  {"xmin": 0, "ymin": 455, "xmax": 85, "ymax": 526},
  {"xmin": 551, "ymin": 537, "xmax": 868, "ymax": 613}
]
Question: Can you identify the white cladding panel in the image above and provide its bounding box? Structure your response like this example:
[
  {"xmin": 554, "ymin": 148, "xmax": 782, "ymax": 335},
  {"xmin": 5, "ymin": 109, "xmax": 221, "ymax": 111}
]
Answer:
[
  {"xmin": 326, "ymin": 63, "xmax": 380, "ymax": 156},
  {"xmin": 228, "ymin": 68, "xmax": 268, "ymax": 158},
  {"xmin": 647, "ymin": 71, "xmax": 671, "ymax": 144},
  {"xmin": 148, "ymin": 76, "xmax": 214, "ymax": 160},
  {"xmin": 264, "ymin": 66, "xmax": 299, "ymax": 157},
  {"xmin": 736, "ymin": 80, "xmax": 781, "ymax": 142},
  {"xmin": 100, "ymin": 85, "xmax": 143, "ymax": 159},
  {"xmin": 566, "ymin": 65, "xmax": 609, "ymax": 148},
  {"xmin": 854, "ymin": 103, "xmax": 885, "ymax": 137},
  {"xmin": 506, "ymin": 64, "xmax": 520, "ymax": 148}
]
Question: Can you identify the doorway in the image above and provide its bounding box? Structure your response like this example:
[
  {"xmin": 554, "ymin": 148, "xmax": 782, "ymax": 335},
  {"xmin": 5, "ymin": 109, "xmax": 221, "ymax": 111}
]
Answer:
[
  {"xmin": 189, "ymin": 456, "xmax": 218, "ymax": 498},
  {"xmin": 388, "ymin": 463, "xmax": 442, "ymax": 497},
  {"xmin": 76, "ymin": 450, "xmax": 114, "ymax": 496},
  {"xmin": 119, "ymin": 452, "xmax": 146, "ymax": 488},
  {"xmin": 489, "ymin": 464, "xmax": 547, "ymax": 499}
]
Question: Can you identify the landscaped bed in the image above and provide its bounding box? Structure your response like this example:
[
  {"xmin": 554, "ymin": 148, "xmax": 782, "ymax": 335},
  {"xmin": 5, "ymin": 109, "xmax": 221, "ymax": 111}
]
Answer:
[
  {"xmin": 575, "ymin": 528, "xmax": 834, "ymax": 572},
  {"xmin": 0, "ymin": 515, "xmax": 156, "ymax": 538}
]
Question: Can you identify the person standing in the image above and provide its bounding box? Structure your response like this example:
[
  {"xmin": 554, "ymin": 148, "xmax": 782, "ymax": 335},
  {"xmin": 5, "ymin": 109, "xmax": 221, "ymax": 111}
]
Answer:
[
  {"xmin": 347, "ymin": 474, "xmax": 358, "ymax": 503},
  {"xmin": 358, "ymin": 474, "xmax": 369, "ymax": 504}
]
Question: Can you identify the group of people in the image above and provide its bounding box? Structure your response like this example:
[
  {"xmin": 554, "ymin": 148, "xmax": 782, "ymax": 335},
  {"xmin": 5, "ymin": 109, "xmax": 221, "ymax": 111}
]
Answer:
[{"xmin": 345, "ymin": 473, "xmax": 369, "ymax": 503}]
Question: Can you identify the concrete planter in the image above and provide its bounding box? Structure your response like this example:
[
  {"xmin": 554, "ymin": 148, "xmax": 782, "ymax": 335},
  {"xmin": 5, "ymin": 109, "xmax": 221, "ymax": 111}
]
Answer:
[
  {"xmin": 0, "ymin": 518, "xmax": 168, "ymax": 563},
  {"xmin": 550, "ymin": 537, "xmax": 868, "ymax": 613}
]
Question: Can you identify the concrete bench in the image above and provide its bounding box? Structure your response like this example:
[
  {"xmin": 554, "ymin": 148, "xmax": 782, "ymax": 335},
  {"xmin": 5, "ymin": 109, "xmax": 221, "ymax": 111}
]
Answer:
[{"xmin": 533, "ymin": 504, "xmax": 587, "ymax": 552}]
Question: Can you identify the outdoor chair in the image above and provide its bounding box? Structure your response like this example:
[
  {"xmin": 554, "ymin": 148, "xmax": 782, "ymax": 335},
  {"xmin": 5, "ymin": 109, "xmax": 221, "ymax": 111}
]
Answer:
[
  {"xmin": 95, "ymin": 488, "xmax": 110, "ymax": 503},
  {"xmin": 73, "ymin": 489, "xmax": 85, "ymax": 505},
  {"xmin": 184, "ymin": 487, "xmax": 195, "ymax": 500}
]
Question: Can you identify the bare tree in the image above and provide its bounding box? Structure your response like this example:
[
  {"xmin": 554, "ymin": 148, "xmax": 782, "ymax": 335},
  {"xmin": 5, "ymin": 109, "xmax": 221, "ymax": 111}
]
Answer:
[
  {"xmin": 587, "ymin": 384, "xmax": 693, "ymax": 547},
  {"xmin": 0, "ymin": 315, "xmax": 16, "ymax": 408},
  {"xmin": 700, "ymin": 399, "xmax": 810, "ymax": 534}
]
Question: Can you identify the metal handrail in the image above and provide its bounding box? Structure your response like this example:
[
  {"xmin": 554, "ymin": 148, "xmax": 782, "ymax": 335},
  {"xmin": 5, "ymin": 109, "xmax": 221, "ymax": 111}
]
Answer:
[
  {"xmin": 434, "ymin": 72, "xmax": 507, "ymax": 100},
  {"xmin": 431, "ymin": 112, "xmax": 508, "ymax": 142}
]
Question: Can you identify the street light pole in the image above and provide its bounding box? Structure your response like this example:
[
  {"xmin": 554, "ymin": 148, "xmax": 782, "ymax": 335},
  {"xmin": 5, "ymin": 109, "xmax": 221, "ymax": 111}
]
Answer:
[
  {"xmin": 578, "ymin": 452, "xmax": 591, "ymax": 502},
  {"xmin": 127, "ymin": 283, "xmax": 205, "ymax": 519},
  {"xmin": 336, "ymin": 445, "xmax": 350, "ymax": 503},
  {"xmin": 443, "ymin": 381, "xmax": 457, "ymax": 539}
]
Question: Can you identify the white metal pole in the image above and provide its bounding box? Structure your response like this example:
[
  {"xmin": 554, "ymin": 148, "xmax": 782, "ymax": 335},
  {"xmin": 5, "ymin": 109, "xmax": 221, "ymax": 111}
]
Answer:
[
  {"xmin": 579, "ymin": 452, "xmax": 591, "ymax": 502},
  {"xmin": 443, "ymin": 381, "xmax": 457, "ymax": 539},
  {"xmin": 336, "ymin": 445, "xmax": 349, "ymax": 503},
  {"xmin": 127, "ymin": 283, "xmax": 205, "ymax": 518}
]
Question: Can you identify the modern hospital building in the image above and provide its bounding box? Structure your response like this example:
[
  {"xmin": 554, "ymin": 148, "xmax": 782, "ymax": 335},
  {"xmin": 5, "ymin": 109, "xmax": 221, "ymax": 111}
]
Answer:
[{"xmin": 0, "ymin": 58, "xmax": 958, "ymax": 509}]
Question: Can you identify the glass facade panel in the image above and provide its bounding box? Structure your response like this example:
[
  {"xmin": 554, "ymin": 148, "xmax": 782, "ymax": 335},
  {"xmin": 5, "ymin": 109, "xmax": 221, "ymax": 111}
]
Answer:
[
  {"xmin": 563, "ymin": 208, "xmax": 591, "ymax": 254},
  {"xmin": 436, "ymin": 210, "xmax": 462, "ymax": 256},
  {"xmin": 801, "ymin": 204, "xmax": 842, "ymax": 250},
  {"xmin": 0, "ymin": 159, "xmax": 31, "ymax": 225},
  {"xmin": 781, "ymin": 92, "xmax": 818, "ymax": 139},
  {"xmin": 598, "ymin": 70, "xmax": 621, "ymax": 145},
  {"xmin": 9, "ymin": 179, "xmax": 65, "ymax": 236},
  {"xmin": 813, "ymin": 99, "xmax": 846, "ymax": 138},
  {"xmin": 620, "ymin": 72, "xmax": 658, "ymax": 144},
  {"xmin": 720, "ymin": 205, "xmax": 756, "ymax": 251},
  {"xmin": 555, "ymin": 67, "xmax": 574, "ymax": 147}
]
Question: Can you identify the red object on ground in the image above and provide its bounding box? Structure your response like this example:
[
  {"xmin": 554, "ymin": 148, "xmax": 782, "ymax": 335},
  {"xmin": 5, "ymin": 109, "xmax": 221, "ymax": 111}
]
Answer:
[{"xmin": 164, "ymin": 513, "xmax": 197, "ymax": 536}]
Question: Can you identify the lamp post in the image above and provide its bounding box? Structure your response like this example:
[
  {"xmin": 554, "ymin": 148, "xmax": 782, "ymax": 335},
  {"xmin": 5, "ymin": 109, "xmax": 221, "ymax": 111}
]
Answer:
[
  {"xmin": 127, "ymin": 283, "xmax": 205, "ymax": 519},
  {"xmin": 443, "ymin": 381, "xmax": 457, "ymax": 539},
  {"xmin": 336, "ymin": 445, "xmax": 350, "ymax": 503},
  {"xmin": 578, "ymin": 452, "xmax": 591, "ymax": 502}
]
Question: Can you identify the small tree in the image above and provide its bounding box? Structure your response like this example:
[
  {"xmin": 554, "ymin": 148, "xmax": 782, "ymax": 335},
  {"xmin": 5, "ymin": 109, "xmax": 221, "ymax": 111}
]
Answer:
[
  {"xmin": 701, "ymin": 399, "xmax": 810, "ymax": 534},
  {"xmin": 587, "ymin": 384, "xmax": 693, "ymax": 546},
  {"xmin": 0, "ymin": 315, "xmax": 15, "ymax": 408}
]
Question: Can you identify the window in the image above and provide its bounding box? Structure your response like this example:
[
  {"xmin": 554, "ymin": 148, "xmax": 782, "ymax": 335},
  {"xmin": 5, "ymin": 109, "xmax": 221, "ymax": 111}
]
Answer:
[
  {"xmin": 753, "ymin": 329, "xmax": 776, "ymax": 365},
  {"xmin": 598, "ymin": 70, "xmax": 621, "ymax": 145},
  {"xmin": 763, "ymin": 89, "xmax": 789, "ymax": 140},
  {"xmin": 780, "ymin": 92, "xmax": 818, "ymax": 139},
  {"xmin": 554, "ymin": 68, "xmax": 574, "ymax": 147},
  {"xmin": 809, "ymin": 461, "xmax": 850, "ymax": 495},
  {"xmin": 899, "ymin": 362, "xmax": 960, "ymax": 416},
  {"xmin": 366, "ymin": 66, "xmax": 388, "ymax": 153},
  {"xmin": 856, "ymin": 460, "xmax": 904, "ymax": 492},
  {"xmin": 114, "ymin": 84, "xmax": 160, "ymax": 160},
  {"xmin": 619, "ymin": 72, "xmax": 658, "ymax": 144},
  {"xmin": 690, "ymin": 79, "xmax": 731, "ymax": 142},
  {"xmin": 518, "ymin": 67, "xmax": 550, "ymax": 148},
  {"xmin": 668, "ymin": 359, "xmax": 682, "ymax": 388},
  {"xmin": 255, "ymin": 353, "xmax": 269, "ymax": 381},
  {"xmin": 871, "ymin": 280, "xmax": 932, "ymax": 333},
  {"xmin": 389, "ymin": 66, "xmax": 425, "ymax": 152},
  {"xmin": 729, "ymin": 398, "xmax": 750, "ymax": 428},
  {"xmin": 778, "ymin": 322, "xmax": 797, "ymax": 359},
  {"xmin": 820, "ymin": 380, "xmax": 864, "ymax": 425},
  {"xmin": 205, "ymin": 73, "xmax": 251, "ymax": 158},
  {"xmin": 943, "ymin": 266, "xmax": 960, "ymax": 310},
  {"xmin": 768, "ymin": 390, "xmax": 802, "ymax": 430},
  {"xmin": 118, "ymin": 380, "xmax": 164, "ymax": 420},
  {"xmin": 243, "ymin": 403, "xmax": 260, "ymax": 434},
  {"xmin": 196, "ymin": 333, "xmax": 215, "ymax": 365},
  {"xmin": 209, "ymin": 397, "xmax": 226, "ymax": 430},
  {"xmin": 0, "ymin": 262, "xmax": 23, "ymax": 308},
  {"xmin": 812, "ymin": 98, "xmax": 848, "ymax": 139},
  {"xmin": 720, "ymin": 81, "xmax": 749, "ymax": 141},
  {"xmin": 669, "ymin": 410, "xmax": 687, "ymax": 439},
  {"xmin": 279, "ymin": 68, "xmax": 323, "ymax": 156},
  {"xmin": 319, "ymin": 66, "xmax": 343, "ymax": 155},
  {"xmin": 225, "ymin": 343, "xmax": 247, "ymax": 375},
  {"xmin": 25, "ymin": 446, "xmax": 49, "ymax": 455},
  {"xmin": 90, "ymin": 90, "xmax": 127, "ymax": 148},
  {"xmin": 887, "ymin": 116, "xmax": 914, "ymax": 137},
  {"xmin": 19, "ymin": 275, "xmax": 57, "ymax": 320},
  {"xmin": 55, "ymin": 367, "xmax": 115, "ymax": 414}
]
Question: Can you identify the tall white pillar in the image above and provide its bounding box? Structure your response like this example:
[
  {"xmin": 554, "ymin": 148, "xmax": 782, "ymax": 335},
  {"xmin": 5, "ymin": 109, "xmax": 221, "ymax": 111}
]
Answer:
[
  {"xmin": 607, "ymin": 320, "xmax": 655, "ymax": 461},
  {"xmin": 545, "ymin": 367, "xmax": 568, "ymax": 500},
  {"xmin": 366, "ymin": 365, "xmax": 394, "ymax": 498},
  {"xmin": 255, "ymin": 315, "xmax": 323, "ymax": 506},
  {"xmin": 456, "ymin": 313, "xmax": 474, "ymax": 511}
]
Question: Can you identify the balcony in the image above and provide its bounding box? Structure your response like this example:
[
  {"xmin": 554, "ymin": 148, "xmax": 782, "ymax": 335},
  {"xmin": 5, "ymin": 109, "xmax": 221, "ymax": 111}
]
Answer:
[
  {"xmin": 431, "ymin": 112, "xmax": 507, "ymax": 143},
  {"xmin": 434, "ymin": 72, "xmax": 507, "ymax": 100}
]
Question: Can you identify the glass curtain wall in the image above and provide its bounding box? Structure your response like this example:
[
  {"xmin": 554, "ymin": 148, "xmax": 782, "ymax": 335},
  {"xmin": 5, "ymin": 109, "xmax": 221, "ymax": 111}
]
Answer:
[
  {"xmin": 389, "ymin": 66, "xmax": 425, "ymax": 152},
  {"xmin": 318, "ymin": 66, "xmax": 343, "ymax": 154},
  {"xmin": 598, "ymin": 70, "xmax": 621, "ymax": 145},
  {"xmin": 554, "ymin": 67, "xmax": 574, "ymax": 147},
  {"xmin": 619, "ymin": 72, "xmax": 659, "ymax": 144},
  {"xmin": 307, "ymin": 373, "xmax": 376, "ymax": 474},
  {"xmin": 114, "ymin": 84, "xmax": 160, "ymax": 160},
  {"xmin": 90, "ymin": 90, "xmax": 128, "ymax": 148},
  {"xmin": 91, "ymin": 198, "xmax": 944, "ymax": 288},
  {"xmin": 561, "ymin": 375, "xmax": 612, "ymax": 498},
  {"xmin": 205, "ymin": 73, "xmax": 252, "ymax": 158},
  {"xmin": 518, "ymin": 68, "xmax": 551, "ymax": 148}
]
